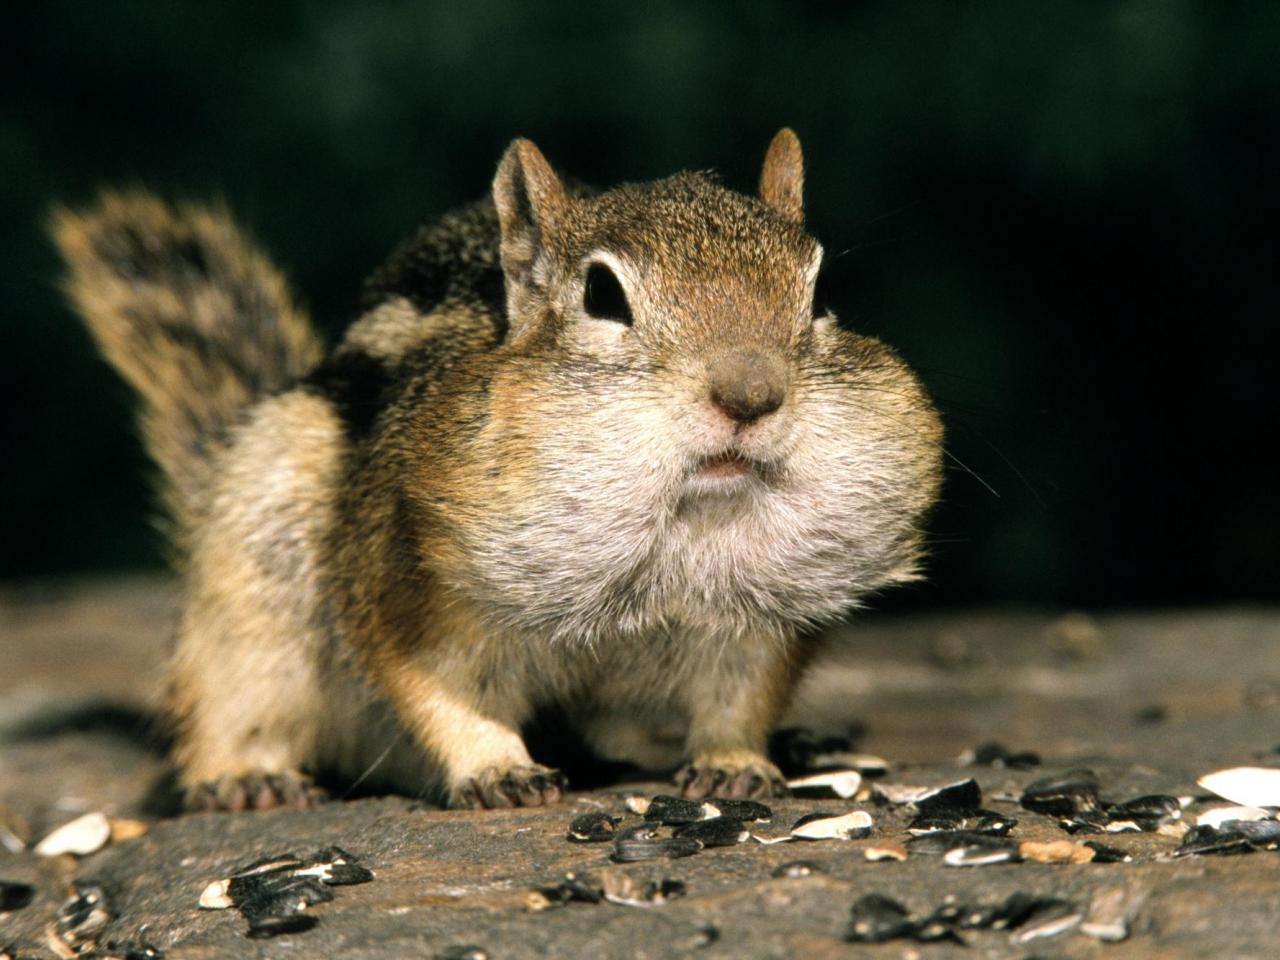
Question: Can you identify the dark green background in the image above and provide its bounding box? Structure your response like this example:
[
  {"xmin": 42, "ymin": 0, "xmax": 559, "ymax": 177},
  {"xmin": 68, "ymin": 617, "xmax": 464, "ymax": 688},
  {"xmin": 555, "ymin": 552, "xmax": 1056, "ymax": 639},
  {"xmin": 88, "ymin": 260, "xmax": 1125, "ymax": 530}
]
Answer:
[{"xmin": 4, "ymin": 2, "xmax": 1276, "ymax": 607}]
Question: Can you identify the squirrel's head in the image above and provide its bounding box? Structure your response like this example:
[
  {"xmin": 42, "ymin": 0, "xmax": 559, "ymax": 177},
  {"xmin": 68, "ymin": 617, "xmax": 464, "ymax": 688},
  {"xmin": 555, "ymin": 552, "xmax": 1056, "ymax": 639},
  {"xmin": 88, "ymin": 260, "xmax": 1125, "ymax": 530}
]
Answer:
[
  {"xmin": 490, "ymin": 131, "xmax": 835, "ymax": 490},
  {"xmin": 431, "ymin": 131, "xmax": 942, "ymax": 639},
  {"xmin": 493, "ymin": 129, "xmax": 816, "ymax": 376}
]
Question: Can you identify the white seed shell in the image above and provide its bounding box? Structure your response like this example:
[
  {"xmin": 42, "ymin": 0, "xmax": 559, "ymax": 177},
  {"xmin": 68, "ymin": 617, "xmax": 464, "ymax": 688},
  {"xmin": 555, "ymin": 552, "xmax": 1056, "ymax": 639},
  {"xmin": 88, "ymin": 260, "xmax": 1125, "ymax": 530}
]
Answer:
[
  {"xmin": 789, "ymin": 810, "xmax": 873, "ymax": 840},
  {"xmin": 864, "ymin": 843, "xmax": 908, "ymax": 862},
  {"xmin": 1197, "ymin": 805, "xmax": 1273, "ymax": 829},
  {"xmin": 786, "ymin": 770, "xmax": 862, "ymax": 798},
  {"xmin": 1197, "ymin": 767, "xmax": 1280, "ymax": 809},
  {"xmin": 197, "ymin": 878, "xmax": 233, "ymax": 910},
  {"xmin": 34, "ymin": 812, "xmax": 111, "ymax": 858}
]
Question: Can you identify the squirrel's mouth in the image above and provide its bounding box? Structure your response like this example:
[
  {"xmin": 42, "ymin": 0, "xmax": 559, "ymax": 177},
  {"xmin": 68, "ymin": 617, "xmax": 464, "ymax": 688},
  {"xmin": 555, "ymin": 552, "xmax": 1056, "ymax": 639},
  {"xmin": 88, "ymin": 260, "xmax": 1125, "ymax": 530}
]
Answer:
[{"xmin": 694, "ymin": 451, "xmax": 756, "ymax": 480}]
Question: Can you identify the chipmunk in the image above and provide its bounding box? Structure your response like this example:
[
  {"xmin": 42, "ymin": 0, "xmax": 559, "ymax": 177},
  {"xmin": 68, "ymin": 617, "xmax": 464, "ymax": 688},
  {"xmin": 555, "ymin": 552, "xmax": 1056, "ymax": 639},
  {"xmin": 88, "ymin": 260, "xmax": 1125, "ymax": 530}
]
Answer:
[{"xmin": 52, "ymin": 129, "xmax": 942, "ymax": 809}]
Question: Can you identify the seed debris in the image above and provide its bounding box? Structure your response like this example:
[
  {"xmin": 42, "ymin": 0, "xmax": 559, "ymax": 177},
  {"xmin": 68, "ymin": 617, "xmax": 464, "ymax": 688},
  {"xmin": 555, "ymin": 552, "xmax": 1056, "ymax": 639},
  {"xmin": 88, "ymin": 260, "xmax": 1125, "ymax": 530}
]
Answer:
[
  {"xmin": 1020, "ymin": 769, "xmax": 1101, "ymax": 817},
  {"xmin": 1198, "ymin": 767, "xmax": 1280, "ymax": 809},
  {"xmin": 673, "ymin": 816, "xmax": 749, "ymax": 847},
  {"xmin": 786, "ymin": 770, "xmax": 862, "ymax": 799},
  {"xmin": 566, "ymin": 811, "xmax": 620, "ymax": 843},
  {"xmin": 0, "ymin": 881, "xmax": 34, "ymax": 911},
  {"xmin": 600, "ymin": 870, "xmax": 686, "ymax": 907},
  {"xmin": 35, "ymin": 813, "xmax": 111, "ymax": 858},
  {"xmin": 864, "ymin": 842, "xmax": 908, "ymax": 862},
  {"xmin": 771, "ymin": 860, "xmax": 824, "ymax": 877},
  {"xmin": 788, "ymin": 810, "xmax": 872, "ymax": 840},
  {"xmin": 197, "ymin": 845, "xmax": 372, "ymax": 938},
  {"xmin": 642, "ymin": 795, "xmax": 715, "ymax": 825}
]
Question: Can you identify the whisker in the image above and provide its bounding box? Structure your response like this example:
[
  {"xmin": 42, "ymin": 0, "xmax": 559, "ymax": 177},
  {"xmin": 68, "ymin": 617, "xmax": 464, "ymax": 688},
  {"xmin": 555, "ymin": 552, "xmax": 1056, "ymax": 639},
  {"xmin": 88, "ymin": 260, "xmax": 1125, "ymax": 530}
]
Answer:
[{"xmin": 340, "ymin": 740, "xmax": 397, "ymax": 799}]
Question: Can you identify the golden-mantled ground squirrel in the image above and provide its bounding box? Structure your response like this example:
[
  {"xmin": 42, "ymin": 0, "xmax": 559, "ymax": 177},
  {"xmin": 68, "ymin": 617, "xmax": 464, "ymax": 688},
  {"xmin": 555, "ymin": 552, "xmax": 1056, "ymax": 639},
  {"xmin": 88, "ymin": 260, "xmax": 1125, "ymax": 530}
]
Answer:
[{"xmin": 52, "ymin": 130, "xmax": 942, "ymax": 809}]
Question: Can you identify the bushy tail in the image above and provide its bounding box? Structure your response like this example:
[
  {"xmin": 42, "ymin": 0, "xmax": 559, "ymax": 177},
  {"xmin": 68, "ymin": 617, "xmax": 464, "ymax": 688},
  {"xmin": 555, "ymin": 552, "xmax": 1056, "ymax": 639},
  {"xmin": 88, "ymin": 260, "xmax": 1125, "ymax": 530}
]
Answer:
[{"xmin": 50, "ymin": 192, "xmax": 324, "ymax": 555}]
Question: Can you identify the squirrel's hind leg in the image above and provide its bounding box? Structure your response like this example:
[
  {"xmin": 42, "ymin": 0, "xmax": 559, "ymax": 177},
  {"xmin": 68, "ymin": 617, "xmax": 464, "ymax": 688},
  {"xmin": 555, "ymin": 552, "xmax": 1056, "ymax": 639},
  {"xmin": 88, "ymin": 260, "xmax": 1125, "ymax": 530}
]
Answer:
[
  {"xmin": 169, "ymin": 586, "xmax": 331, "ymax": 811},
  {"xmin": 168, "ymin": 390, "xmax": 342, "ymax": 811}
]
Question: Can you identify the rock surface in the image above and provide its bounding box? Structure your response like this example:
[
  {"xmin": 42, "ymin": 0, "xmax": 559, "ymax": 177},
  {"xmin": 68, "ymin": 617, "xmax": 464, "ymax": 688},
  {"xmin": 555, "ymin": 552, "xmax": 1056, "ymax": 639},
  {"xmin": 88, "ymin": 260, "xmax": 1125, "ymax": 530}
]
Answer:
[{"xmin": 2, "ymin": 577, "xmax": 1280, "ymax": 958}]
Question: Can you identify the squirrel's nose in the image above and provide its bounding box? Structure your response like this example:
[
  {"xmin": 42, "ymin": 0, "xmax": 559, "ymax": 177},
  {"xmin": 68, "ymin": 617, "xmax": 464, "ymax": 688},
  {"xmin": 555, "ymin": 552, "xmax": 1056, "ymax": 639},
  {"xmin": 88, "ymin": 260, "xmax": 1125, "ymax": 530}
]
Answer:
[{"xmin": 708, "ymin": 350, "xmax": 788, "ymax": 424}]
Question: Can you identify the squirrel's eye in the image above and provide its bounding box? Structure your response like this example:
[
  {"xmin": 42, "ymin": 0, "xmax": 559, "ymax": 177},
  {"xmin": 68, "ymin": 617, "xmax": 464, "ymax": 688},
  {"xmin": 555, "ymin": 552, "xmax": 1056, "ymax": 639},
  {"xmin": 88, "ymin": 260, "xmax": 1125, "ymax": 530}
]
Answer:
[
  {"xmin": 811, "ymin": 265, "xmax": 832, "ymax": 320},
  {"xmin": 583, "ymin": 263, "xmax": 633, "ymax": 324}
]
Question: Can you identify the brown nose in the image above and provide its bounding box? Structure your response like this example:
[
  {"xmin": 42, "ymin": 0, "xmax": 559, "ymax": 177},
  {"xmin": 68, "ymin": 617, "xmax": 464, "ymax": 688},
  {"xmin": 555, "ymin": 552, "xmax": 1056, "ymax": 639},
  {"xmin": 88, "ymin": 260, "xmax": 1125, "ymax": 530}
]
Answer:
[{"xmin": 708, "ymin": 350, "xmax": 788, "ymax": 424}]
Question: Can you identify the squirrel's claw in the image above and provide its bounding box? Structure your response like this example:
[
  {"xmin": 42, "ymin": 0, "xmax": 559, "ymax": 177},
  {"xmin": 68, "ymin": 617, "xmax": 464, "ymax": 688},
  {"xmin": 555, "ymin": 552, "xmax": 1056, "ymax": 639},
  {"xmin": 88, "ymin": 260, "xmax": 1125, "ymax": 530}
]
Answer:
[
  {"xmin": 448, "ymin": 765, "xmax": 567, "ymax": 809},
  {"xmin": 186, "ymin": 770, "xmax": 327, "ymax": 812},
  {"xmin": 676, "ymin": 759, "xmax": 789, "ymax": 800}
]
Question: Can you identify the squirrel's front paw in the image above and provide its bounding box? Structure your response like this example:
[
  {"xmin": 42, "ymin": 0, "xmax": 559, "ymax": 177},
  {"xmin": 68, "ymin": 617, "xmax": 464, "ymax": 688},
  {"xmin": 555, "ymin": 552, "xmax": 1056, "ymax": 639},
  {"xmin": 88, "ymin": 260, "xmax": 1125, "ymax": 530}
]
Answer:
[
  {"xmin": 186, "ymin": 769, "xmax": 328, "ymax": 812},
  {"xmin": 448, "ymin": 764, "xmax": 567, "ymax": 809},
  {"xmin": 676, "ymin": 752, "xmax": 789, "ymax": 800}
]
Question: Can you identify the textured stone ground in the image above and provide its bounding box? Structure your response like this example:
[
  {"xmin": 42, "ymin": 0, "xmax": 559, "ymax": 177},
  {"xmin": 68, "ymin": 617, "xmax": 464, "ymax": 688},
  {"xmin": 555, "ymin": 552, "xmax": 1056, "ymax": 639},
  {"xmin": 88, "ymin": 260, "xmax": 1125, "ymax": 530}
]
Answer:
[{"xmin": 2, "ymin": 577, "xmax": 1279, "ymax": 958}]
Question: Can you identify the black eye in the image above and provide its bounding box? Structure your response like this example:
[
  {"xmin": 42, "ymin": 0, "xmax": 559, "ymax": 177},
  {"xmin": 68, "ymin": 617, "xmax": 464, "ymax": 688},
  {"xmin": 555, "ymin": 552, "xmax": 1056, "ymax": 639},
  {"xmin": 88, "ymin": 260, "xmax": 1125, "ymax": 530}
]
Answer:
[
  {"xmin": 811, "ymin": 264, "xmax": 832, "ymax": 320},
  {"xmin": 583, "ymin": 262, "xmax": 633, "ymax": 324}
]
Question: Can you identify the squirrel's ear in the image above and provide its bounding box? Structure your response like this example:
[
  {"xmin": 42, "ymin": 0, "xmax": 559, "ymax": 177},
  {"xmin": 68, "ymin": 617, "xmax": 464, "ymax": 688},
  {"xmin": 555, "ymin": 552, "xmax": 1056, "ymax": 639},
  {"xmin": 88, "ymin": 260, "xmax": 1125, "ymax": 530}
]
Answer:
[
  {"xmin": 758, "ymin": 128, "xmax": 805, "ymax": 224},
  {"xmin": 493, "ymin": 139, "xmax": 567, "ymax": 290}
]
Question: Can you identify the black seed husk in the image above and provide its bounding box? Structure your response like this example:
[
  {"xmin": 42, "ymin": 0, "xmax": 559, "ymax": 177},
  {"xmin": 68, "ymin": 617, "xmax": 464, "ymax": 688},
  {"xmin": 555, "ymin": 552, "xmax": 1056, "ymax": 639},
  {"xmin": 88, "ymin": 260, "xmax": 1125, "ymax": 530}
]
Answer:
[
  {"xmin": 1106, "ymin": 794, "xmax": 1180, "ymax": 830},
  {"xmin": 958, "ymin": 903, "xmax": 1001, "ymax": 929},
  {"xmin": 908, "ymin": 814, "xmax": 964, "ymax": 834},
  {"xmin": 567, "ymin": 811, "xmax": 621, "ymax": 842},
  {"xmin": 913, "ymin": 778, "xmax": 982, "ymax": 814},
  {"xmin": 1013, "ymin": 900, "xmax": 1083, "ymax": 942},
  {"xmin": 320, "ymin": 862, "xmax": 375, "ymax": 885},
  {"xmin": 0, "ymin": 880, "xmax": 34, "ymax": 911},
  {"xmin": 970, "ymin": 811, "xmax": 1018, "ymax": 834},
  {"xmin": 237, "ymin": 876, "xmax": 333, "ymax": 922},
  {"xmin": 307, "ymin": 846, "xmax": 373, "ymax": 884},
  {"xmin": 926, "ymin": 898, "xmax": 965, "ymax": 924},
  {"xmin": 847, "ymin": 894, "xmax": 915, "ymax": 943},
  {"xmin": 771, "ymin": 860, "xmax": 824, "ymax": 878},
  {"xmin": 970, "ymin": 741, "xmax": 1041, "ymax": 769},
  {"xmin": 1060, "ymin": 814, "xmax": 1109, "ymax": 834},
  {"xmin": 910, "ymin": 809, "xmax": 1014, "ymax": 835},
  {"xmin": 1107, "ymin": 794, "xmax": 1180, "ymax": 819},
  {"xmin": 646, "ymin": 878, "xmax": 686, "ymax": 901},
  {"xmin": 914, "ymin": 919, "xmax": 965, "ymax": 944},
  {"xmin": 906, "ymin": 829, "xmax": 1015, "ymax": 856},
  {"xmin": 674, "ymin": 816, "xmax": 747, "ymax": 847},
  {"xmin": 1020, "ymin": 768, "xmax": 1101, "ymax": 816},
  {"xmin": 614, "ymin": 821, "xmax": 663, "ymax": 843},
  {"xmin": 1174, "ymin": 824, "xmax": 1257, "ymax": 857},
  {"xmin": 767, "ymin": 726, "xmax": 813, "ymax": 774},
  {"xmin": 683, "ymin": 923, "xmax": 719, "ymax": 948},
  {"xmin": 56, "ymin": 881, "xmax": 110, "ymax": 941},
  {"xmin": 1225, "ymin": 819, "xmax": 1280, "ymax": 847},
  {"xmin": 246, "ymin": 913, "xmax": 319, "ymax": 938},
  {"xmin": 232, "ymin": 855, "xmax": 304, "ymax": 878},
  {"xmin": 1082, "ymin": 840, "xmax": 1131, "ymax": 862},
  {"xmin": 535, "ymin": 870, "xmax": 602, "ymax": 906},
  {"xmin": 644, "ymin": 795, "xmax": 707, "ymax": 825},
  {"xmin": 991, "ymin": 893, "xmax": 1052, "ymax": 930},
  {"xmin": 104, "ymin": 939, "xmax": 164, "ymax": 960},
  {"xmin": 437, "ymin": 946, "xmax": 489, "ymax": 960},
  {"xmin": 711, "ymin": 799, "xmax": 772, "ymax": 822},
  {"xmin": 790, "ymin": 811, "xmax": 841, "ymax": 830},
  {"xmin": 311, "ymin": 845, "xmax": 358, "ymax": 863},
  {"xmin": 558, "ymin": 871, "xmax": 603, "ymax": 903},
  {"xmin": 943, "ymin": 842, "xmax": 1020, "ymax": 866},
  {"xmin": 610, "ymin": 837, "xmax": 702, "ymax": 862}
]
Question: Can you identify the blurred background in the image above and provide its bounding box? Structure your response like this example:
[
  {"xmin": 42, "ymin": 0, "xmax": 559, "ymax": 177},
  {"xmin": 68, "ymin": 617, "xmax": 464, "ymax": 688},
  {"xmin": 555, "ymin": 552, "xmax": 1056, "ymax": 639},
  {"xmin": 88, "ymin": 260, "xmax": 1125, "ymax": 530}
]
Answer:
[{"xmin": 3, "ymin": 1, "xmax": 1276, "ymax": 608}]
